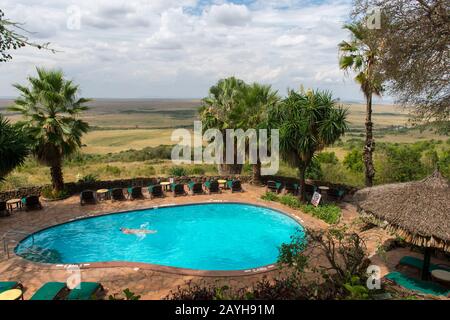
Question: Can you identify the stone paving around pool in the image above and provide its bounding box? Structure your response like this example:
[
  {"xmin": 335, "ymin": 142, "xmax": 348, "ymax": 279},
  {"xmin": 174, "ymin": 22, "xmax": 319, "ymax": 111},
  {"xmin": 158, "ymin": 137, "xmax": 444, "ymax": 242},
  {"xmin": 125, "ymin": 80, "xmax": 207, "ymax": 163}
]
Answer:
[{"xmin": 0, "ymin": 184, "xmax": 447, "ymax": 299}]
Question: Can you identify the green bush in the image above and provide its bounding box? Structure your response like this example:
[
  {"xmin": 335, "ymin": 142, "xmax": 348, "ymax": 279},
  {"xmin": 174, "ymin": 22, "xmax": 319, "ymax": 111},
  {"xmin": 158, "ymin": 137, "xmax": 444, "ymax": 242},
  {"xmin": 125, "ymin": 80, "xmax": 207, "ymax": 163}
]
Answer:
[
  {"xmin": 317, "ymin": 152, "xmax": 339, "ymax": 165},
  {"xmin": 190, "ymin": 166, "xmax": 206, "ymax": 175},
  {"xmin": 279, "ymin": 195, "xmax": 302, "ymax": 209},
  {"xmin": 168, "ymin": 166, "xmax": 188, "ymax": 177},
  {"xmin": 77, "ymin": 173, "xmax": 98, "ymax": 183},
  {"xmin": 261, "ymin": 192, "xmax": 280, "ymax": 202},
  {"xmin": 343, "ymin": 149, "xmax": 364, "ymax": 172},
  {"xmin": 301, "ymin": 204, "xmax": 341, "ymax": 224},
  {"xmin": 41, "ymin": 186, "xmax": 70, "ymax": 200},
  {"xmin": 305, "ymin": 158, "xmax": 323, "ymax": 180}
]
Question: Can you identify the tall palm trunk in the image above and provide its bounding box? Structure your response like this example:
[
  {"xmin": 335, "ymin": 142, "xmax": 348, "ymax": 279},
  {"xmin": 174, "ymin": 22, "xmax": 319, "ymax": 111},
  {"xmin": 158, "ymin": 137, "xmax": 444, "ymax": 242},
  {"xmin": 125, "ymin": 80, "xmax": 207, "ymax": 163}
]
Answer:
[
  {"xmin": 252, "ymin": 159, "xmax": 262, "ymax": 185},
  {"xmin": 218, "ymin": 134, "xmax": 243, "ymax": 175},
  {"xmin": 363, "ymin": 93, "xmax": 375, "ymax": 187},
  {"xmin": 298, "ymin": 163, "xmax": 307, "ymax": 202},
  {"xmin": 50, "ymin": 164, "xmax": 64, "ymax": 192}
]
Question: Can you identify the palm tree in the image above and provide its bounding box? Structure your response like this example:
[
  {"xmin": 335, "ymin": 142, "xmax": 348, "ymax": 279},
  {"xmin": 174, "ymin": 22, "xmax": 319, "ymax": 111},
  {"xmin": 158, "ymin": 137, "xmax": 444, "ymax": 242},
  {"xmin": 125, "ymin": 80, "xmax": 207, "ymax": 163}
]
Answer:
[
  {"xmin": 199, "ymin": 77, "xmax": 247, "ymax": 175},
  {"xmin": 269, "ymin": 89, "xmax": 348, "ymax": 201},
  {"xmin": 339, "ymin": 22, "xmax": 383, "ymax": 187},
  {"xmin": 8, "ymin": 68, "xmax": 90, "ymax": 192},
  {"xmin": 0, "ymin": 115, "xmax": 29, "ymax": 180},
  {"xmin": 240, "ymin": 83, "xmax": 280, "ymax": 184}
]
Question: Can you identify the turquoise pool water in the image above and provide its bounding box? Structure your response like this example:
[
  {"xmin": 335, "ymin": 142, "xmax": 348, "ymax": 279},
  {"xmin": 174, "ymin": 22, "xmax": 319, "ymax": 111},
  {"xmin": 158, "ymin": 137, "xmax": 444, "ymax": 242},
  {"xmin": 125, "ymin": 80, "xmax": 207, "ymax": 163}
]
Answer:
[{"xmin": 15, "ymin": 203, "xmax": 304, "ymax": 271}]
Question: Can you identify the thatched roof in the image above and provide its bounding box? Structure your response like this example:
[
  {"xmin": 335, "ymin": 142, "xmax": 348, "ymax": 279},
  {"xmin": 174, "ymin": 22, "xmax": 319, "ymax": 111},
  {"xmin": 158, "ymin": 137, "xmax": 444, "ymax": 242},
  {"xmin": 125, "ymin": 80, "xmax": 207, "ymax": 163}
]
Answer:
[{"xmin": 354, "ymin": 170, "xmax": 450, "ymax": 252}]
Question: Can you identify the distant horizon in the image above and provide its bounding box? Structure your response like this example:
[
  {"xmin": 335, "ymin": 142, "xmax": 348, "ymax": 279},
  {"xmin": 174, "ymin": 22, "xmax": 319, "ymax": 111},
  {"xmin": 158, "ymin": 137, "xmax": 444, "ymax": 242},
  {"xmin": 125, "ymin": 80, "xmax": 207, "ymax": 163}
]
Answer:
[{"xmin": 0, "ymin": 96, "xmax": 395, "ymax": 105}]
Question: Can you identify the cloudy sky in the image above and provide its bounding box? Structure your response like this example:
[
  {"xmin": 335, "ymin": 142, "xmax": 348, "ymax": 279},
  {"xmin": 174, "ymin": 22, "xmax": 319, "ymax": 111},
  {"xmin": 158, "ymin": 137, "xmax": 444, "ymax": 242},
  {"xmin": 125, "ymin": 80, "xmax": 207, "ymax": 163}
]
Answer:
[{"xmin": 0, "ymin": 0, "xmax": 389, "ymax": 102}]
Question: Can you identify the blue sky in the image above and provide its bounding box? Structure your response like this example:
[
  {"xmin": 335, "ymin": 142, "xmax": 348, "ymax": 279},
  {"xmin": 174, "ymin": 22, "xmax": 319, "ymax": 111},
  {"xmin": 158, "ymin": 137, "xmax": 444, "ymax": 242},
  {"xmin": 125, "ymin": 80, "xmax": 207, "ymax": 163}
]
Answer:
[{"xmin": 0, "ymin": 0, "xmax": 391, "ymax": 102}]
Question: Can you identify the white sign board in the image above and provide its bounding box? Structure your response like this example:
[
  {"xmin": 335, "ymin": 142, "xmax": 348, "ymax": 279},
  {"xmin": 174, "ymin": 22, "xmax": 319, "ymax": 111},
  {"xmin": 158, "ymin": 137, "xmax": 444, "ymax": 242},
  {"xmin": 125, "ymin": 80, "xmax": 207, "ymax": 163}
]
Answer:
[{"xmin": 311, "ymin": 192, "xmax": 322, "ymax": 207}]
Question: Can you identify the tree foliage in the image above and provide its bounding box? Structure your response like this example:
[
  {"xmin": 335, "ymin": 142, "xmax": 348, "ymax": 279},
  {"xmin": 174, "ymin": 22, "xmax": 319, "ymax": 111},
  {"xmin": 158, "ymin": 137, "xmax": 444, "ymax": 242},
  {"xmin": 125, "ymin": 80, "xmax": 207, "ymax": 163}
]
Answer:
[
  {"xmin": 9, "ymin": 68, "xmax": 90, "ymax": 192},
  {"xmin": 269, "ymin": 89, "xmax": 348, "ymax": 200},
  {"xmin": 0, "ymin": 9, "xmax": 53, "ymax": 62},
  {"xmin": 352, "ymin": 0, "xmax": 450, "ymax": 129},
  {"xmin": 0, "ymin": 115, "xmax": 29, "ymax": 180}
]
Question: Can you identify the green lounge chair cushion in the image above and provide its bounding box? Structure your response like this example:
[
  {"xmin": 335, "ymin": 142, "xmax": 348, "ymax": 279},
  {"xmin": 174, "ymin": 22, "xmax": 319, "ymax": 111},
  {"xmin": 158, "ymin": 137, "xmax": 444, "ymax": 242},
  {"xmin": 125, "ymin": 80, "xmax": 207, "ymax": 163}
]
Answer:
[
  {"xmin": 67, "ymin": 282, "xmax": 101, "ymax": 300},
  {"xmin": 30, "ymin": 282, "xmax": 67, "ymax": 300},
  {"xmin": 188, "ymin": 182, "xmax": 195, "ymax": 190},
  {"xmin": 385, "ymin": 272, "xmax": 450, "ymax": 297},
  {"xmin": 0, "ymin": 281, "xmax": 19, "ymax": 293},
  {"xmin": 399, "ymin": 256, "xmax": 450, "ymax": 272},
  {"xmin": 227, "ymin": 180, "xmax": 233, "ymax": 189},
  {"xmin": 204, "ymin": 181, "xmax": 210, "ymax": 188}
]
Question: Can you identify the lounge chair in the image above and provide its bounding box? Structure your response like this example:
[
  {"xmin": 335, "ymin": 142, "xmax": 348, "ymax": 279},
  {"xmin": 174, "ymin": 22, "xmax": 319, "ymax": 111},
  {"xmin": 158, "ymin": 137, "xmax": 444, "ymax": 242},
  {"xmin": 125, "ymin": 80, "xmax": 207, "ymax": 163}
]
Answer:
[
  {"xmin": 172, "ymin": 184, "xmax": 186, "ymax": 197},
  {"xmin": 80, "ymin": 190, "xmax": 97, "ymax": 206},
  {"xmin": 24, "ymin": 195, "xmax": 43, "ymax": 211},
  {"xmin": 397, "ymin": 256, "xmax": 450, "ymax": 273},
  {"xmin": 227, "ymin": 180, "xmax": 243, "ymax": 193},
  {"xmin": 30, "ymin": 282, "xmax": 69, "ymax": 300},
  {"xmin": 188, "ymin": 182, "xmax": 204, "ymax": 195},
  {"xmin": 67, "ymin": 282, "xmax": 104, "ymax": 300},
  {"xmin": 128, "ymin": 187, "xmax": 145, "ymax": 200},
  {"xmin": 111, "ymin": 188, "xmax": 126, "ymax": 201},
  {"xmin": 0, "ymin": 281, "xmax": 23, "ymax": 293},
  {"xmin": 148, "ymin": 185, "xmax": 164, "ymax": 199},
  {"xmin": 266, "ymin": 180, "xmax": 282, "ymax": 194},
  {"xmin": 328, "ymin": 188, "xmax": 346, "ymax": 201},
  {"xmin": 0, "ymin": 201, "xmax": 11, "ymax": 217},
  {"xmin": 284, "ymin": 183, "xmax": 299, "ymax": 195},
  {"xmin": 204, "ymin": 181, "xmax": 220, "ymax": 194},
  {"xmin": 385, "ymin": 271, "xmax": 450, "ymax": 297},
  {"xmin": 304, "ymin": 184, "xmax": 316, "ymax": 194}
]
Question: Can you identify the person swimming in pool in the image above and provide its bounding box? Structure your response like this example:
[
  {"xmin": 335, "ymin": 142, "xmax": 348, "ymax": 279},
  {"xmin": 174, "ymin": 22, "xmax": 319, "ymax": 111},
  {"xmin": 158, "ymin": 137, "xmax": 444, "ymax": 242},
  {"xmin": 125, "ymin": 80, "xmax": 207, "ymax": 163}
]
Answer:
[{"xmin": 120, "ymin": 228, "xmax": 157, "ymax": 235}]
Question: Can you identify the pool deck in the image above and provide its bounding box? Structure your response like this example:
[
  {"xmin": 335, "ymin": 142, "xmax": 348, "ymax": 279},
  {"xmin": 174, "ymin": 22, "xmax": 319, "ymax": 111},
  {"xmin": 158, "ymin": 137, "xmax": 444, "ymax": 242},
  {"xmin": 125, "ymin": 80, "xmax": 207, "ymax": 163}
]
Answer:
[{"xmin": 0, "ymin": 184, "xmax": 447, "ymax": 299}]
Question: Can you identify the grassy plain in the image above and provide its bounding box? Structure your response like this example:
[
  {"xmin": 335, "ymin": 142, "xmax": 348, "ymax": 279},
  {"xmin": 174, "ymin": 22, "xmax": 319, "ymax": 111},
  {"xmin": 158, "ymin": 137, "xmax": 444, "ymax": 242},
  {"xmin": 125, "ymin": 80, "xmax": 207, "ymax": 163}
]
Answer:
[{"xmin": 1, "ymin": 98, "xmax": 448, "ymax": 190}]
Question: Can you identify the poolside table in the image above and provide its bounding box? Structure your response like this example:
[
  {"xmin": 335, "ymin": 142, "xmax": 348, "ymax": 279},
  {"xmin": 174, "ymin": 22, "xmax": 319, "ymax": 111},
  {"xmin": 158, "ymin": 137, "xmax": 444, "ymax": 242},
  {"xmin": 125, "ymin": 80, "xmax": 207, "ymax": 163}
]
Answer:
[
  {"xmin": 6, "ymin": 198, "xmax": 23, "ymax": 212},
  {"xmin": 96, "ymin": 189, "xmax": 110, "ymax": 201},
  {"xmin": 318, "ymin": 186, "xmax": 330, "ymax": 203},
  {"xmin": 431, "ymin": 269, "xmax": 450, "ymax": 284},
  {"xmin": 160, "ymin": 182, "xmax": 171, "ymax": 191},
  {"xmin": 218, "ymin": 179, "xmax": 227, "ymax": 189},
  {"xmin": 0, "ymin": 289, "xmax": 23, "ymax": 300}
]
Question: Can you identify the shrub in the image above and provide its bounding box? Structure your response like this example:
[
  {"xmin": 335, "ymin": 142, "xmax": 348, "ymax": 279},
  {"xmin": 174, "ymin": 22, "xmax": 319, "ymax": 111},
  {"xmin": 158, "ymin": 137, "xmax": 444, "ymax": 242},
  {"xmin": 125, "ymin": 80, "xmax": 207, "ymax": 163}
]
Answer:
[
  {"xmin": 343, "ymin": 149, "xmax": 364, "ymax": 172},
  {"xmin": 316, "ymin": 152, "xmax": 339, "ymax": 165},
  {"xmin": 378, "ymin": 145, "xmax": 426, "ymax": 183},
  {"xmin": 261, "ymin": 191, "xmax": 280, "ymax": 202},
  {"xmin": 279, "ymin": 194, "xmax": 302, "ymax": 209},
  {"xmin": 305, "ymin": 158, "xmax": 323, "ymax": 180},
  {"xmin": 190, "ymin": 166, "xmax": 205, "ymax": 175},
  {"xmin": 301, "ymin": 204, "xmax": 341, "ymax": 224},
  {"xmin": 168, "ymin": 166, "xmax": 188, "ymax": 177},
  {"xmin": 76, "ymin": 173, "xmax": 98, "ymax": 183},
  {"xmin": 41, "ymin": 186, "xmax": 70, "ymax": 200}
]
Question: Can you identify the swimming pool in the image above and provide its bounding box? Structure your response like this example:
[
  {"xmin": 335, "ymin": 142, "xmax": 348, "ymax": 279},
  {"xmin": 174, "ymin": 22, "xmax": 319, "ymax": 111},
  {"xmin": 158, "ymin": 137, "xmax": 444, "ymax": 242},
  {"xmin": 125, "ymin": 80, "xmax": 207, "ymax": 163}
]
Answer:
[{"xmin": 15, "ymin": 203, "xmax": 305, "ymax": 271}]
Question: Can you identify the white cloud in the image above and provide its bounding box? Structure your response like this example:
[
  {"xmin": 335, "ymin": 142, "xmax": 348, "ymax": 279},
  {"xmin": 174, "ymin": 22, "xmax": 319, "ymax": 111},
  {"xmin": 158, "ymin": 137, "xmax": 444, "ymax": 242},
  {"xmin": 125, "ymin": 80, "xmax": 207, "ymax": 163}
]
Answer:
[
  {"xmin": 0, "ymin": 0, "xmax": 368, "ymax": 101},
  {"xmin": 206, "ymin": 3, "xmax": 251, "ymax": 27}
]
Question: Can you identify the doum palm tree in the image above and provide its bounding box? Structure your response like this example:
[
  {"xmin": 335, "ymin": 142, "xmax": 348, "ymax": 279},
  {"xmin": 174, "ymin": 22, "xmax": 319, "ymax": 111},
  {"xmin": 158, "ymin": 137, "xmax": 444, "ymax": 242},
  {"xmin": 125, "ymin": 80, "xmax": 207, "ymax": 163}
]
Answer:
[
  {"xmin": 240, "ymin": 83, "xmax": 280, "ymax": 184},
  {"xmin": 339, "ymin": 22, "xmax": 383, "ymax": 187},
  {"xmin": 9, "ymin": 68, "xmax": 90, "ymax": 192},
  {"xmin": 199, "ymin": 77, "xmax": 247, "ymax": 175},
  {"xmin": 270, "ymin": 89, "xmax": 348, "ymax": 201}
]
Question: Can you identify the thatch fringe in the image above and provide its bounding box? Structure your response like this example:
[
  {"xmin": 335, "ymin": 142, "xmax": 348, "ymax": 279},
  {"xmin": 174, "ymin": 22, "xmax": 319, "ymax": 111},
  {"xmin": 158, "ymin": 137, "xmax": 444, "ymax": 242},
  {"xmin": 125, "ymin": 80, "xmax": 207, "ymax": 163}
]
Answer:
[{"xmin": 360, "ymin": 210, "xmax": 450, "ymax": 252}]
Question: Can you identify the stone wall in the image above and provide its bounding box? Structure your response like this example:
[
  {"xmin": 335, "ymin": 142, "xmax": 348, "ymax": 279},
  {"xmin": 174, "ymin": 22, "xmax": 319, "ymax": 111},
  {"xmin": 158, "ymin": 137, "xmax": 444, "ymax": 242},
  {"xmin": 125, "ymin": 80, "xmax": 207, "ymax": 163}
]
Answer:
[
  {"xmin": 0, "ymin": 175, "xmax": 252, "ymax": 201},
  {"xmin": 0, "ymin": 174, "xmax": 357, "ymax": 201}
]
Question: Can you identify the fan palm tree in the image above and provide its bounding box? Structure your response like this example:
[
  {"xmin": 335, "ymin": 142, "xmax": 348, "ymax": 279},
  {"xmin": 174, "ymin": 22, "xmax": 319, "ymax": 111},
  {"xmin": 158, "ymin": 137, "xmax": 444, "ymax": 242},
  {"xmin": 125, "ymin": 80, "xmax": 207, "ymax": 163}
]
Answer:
[
  {"xmin": 0, "ymin": 115, "xmax": 29, "ymax": 180},
  {"xmin": 240, "ymin": 83, "xmax": 280, "ymax": 184},
  {"xmin": 269, "ymin": 89, "xmax": 348, "ymax": 201},
  {"xmin": 8, "ymin": 68, "xmax": 90, "ymax": 192},
  {"xmin": 339, "ymin": 22, "xmax": 383, "ymax": 187},
  {"xmin": 199, "ymin": 77, "xmax": 247, "ymax": 175}
]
